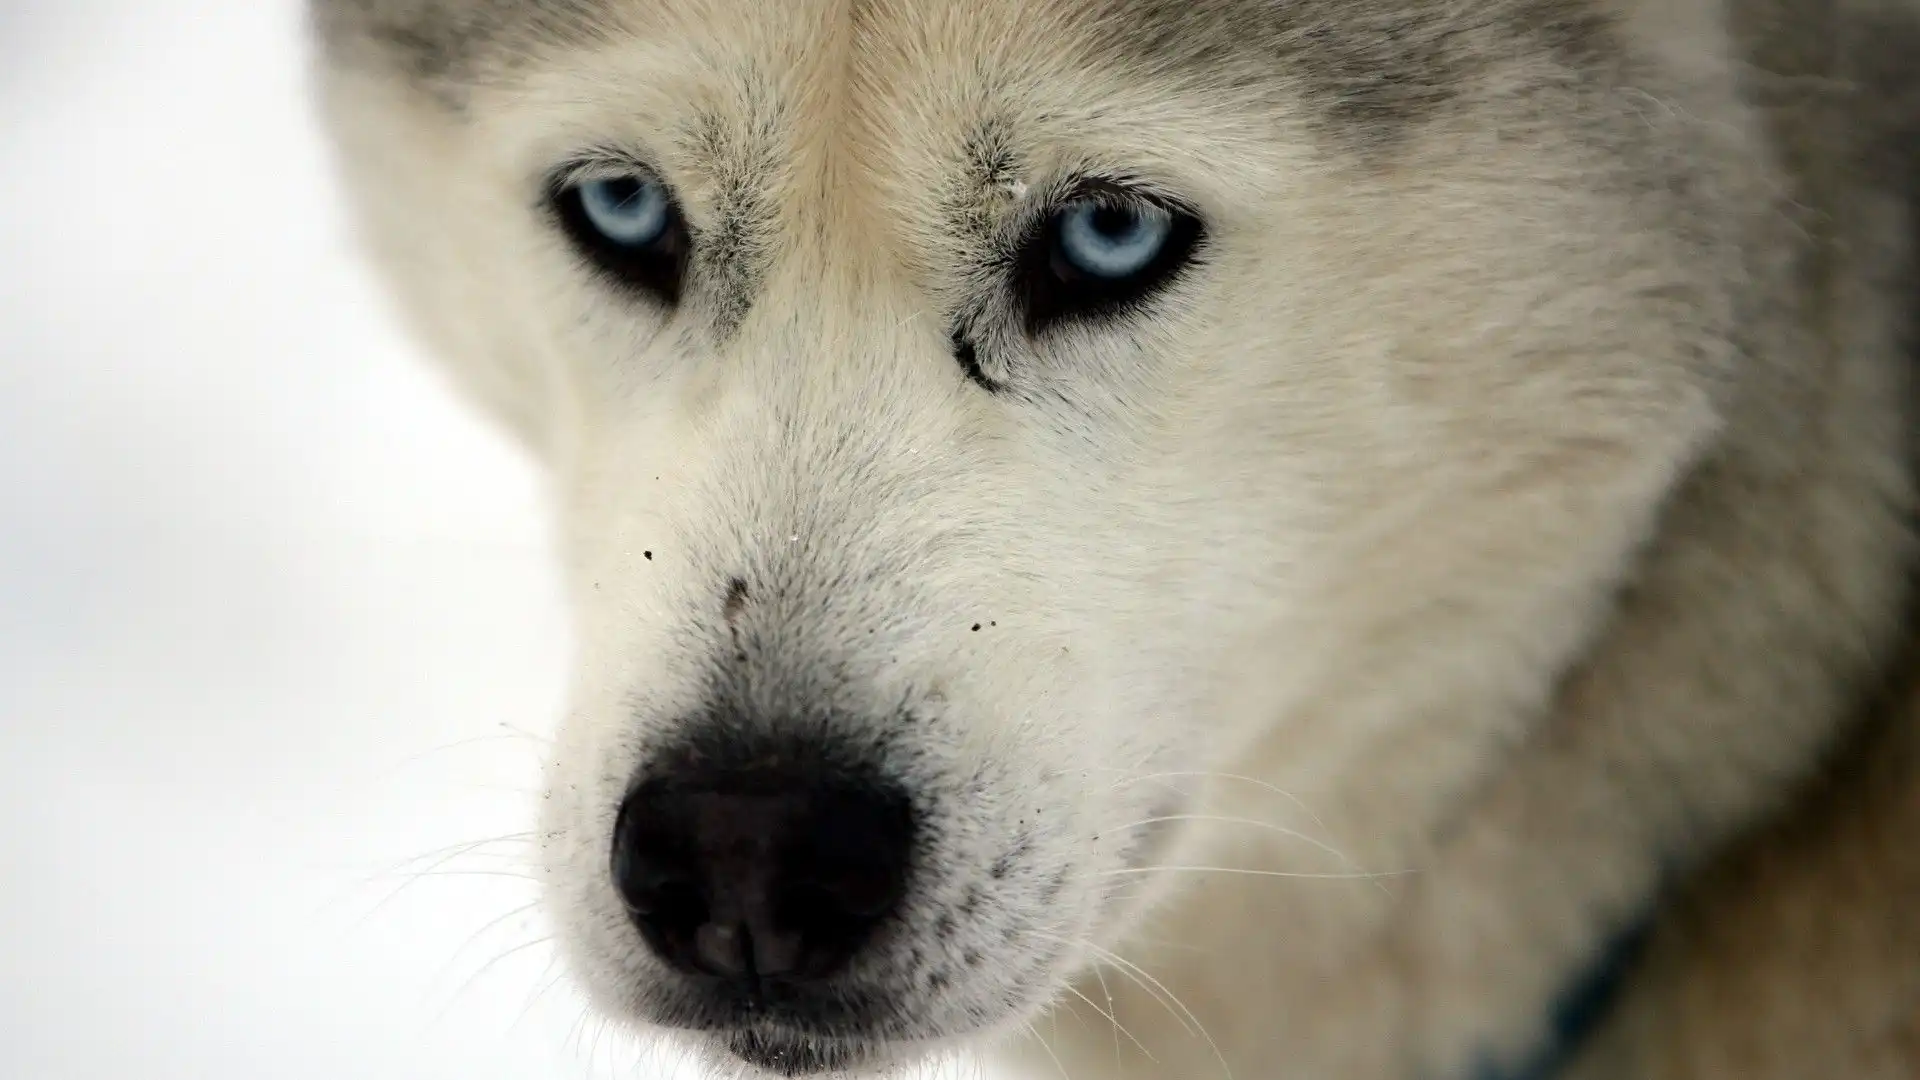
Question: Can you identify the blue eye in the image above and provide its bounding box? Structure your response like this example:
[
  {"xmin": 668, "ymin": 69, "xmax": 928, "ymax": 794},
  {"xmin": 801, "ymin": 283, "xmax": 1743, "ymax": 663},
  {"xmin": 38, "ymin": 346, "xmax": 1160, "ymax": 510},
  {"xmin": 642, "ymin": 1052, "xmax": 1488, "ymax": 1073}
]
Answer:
[
  {"xmin": 553, "ymin": 169, "xmax": 689, "ymax": 304},
  {"xmin": 576, "ymin": 175, "xmax": 673, "ymax": 247},
  {"xmin": 1014, "ymin": 187, "xmax": 1204, "ymax": 336},
  {"xmin": 1053, "ymin": 199, "xmax": 1173, "ymax": 280}
]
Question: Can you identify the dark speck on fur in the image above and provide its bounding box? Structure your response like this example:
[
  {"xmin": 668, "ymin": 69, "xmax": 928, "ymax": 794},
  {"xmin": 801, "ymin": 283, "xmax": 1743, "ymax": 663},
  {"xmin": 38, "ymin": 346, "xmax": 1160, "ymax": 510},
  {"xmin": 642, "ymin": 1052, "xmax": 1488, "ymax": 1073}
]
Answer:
[{"xmin": 723, "ymin": 577, "xmax": 750, "ymax": 624}]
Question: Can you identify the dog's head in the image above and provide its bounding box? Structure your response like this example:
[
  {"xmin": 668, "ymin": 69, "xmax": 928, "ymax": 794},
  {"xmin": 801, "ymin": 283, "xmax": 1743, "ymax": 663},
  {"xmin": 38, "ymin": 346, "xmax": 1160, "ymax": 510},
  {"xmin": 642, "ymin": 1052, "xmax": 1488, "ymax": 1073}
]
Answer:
[{"xmin": 315, "ymin": 0, "xmax": 1733, "ymax": 1073}]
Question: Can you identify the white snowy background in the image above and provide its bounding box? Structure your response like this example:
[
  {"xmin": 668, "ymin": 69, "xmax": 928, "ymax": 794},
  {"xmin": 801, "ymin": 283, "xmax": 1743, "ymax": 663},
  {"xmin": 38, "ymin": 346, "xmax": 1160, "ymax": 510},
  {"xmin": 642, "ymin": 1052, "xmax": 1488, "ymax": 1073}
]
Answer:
[{"xmin": 0, "ymin": 4, "xmax": 991, "ymax": 1078}]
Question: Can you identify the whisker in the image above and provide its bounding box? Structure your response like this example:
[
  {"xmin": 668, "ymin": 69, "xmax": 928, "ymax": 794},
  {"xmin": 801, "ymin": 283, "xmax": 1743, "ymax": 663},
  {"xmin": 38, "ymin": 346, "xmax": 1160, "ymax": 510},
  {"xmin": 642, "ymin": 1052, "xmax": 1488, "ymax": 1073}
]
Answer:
[
  {"xmin": 1021, "ymin": 1020, "xmax": 1076, "ymax": 1080},
  {"xmin": 1105, "ymin": 780, "xmax": 1401, "ymax": 895},
  {"xmin": 1105, "ymin": 864, "xmax": 1419, "ymax": 882},
  {"xmin": 1061, "ymin": 979, "xmax": 1158, "ymax": 1064},
  {"xmin": 1067, "ymin": 937, "xmax": 1233, "ymax": 1080},
  {"xmin": 1025, "ymin": 930, "xmax": 1194, "ymax": 1040},
  {"xmin": 509, "ymin": 951, "xmax": 568, "ymax": 1034},
  {"xmin": 498, "ymin": 721, "xmax": 552, "ymax": 745},
  {"xmin": 563, "ymin": 1000, "xmax": 594, "ymax": 1063},
  {"xmin": 1110, "ymin": 814, "xmax": 1352, "ymax": 864},
  {"xmin": 431, "ymin": 935, "xmax": 555, "ymax": 1026},
  {"xmin": 352, "ymin": 868, "xmax": 545, "ymax": 931},
  {"xmin": 583, "ymin": 1010, "xmax": 605, "ymax": 1080},
  {"xmin": 382, "ymin": 868, "xmax": 543, "ymax": 885},
  {"xmin": 426, "ymin": 899, "xmax": 543, "ymax": 992},
  {"xmin": 372, "ymin": 731, "xmax": 550, "ymax": 782},
  {"xmin": 1101, "ymin": 768, "xmax": 1330, "ymax": 834},
  {"xmin": 375, "ymin": 833, "xmax": 538, "ymax": 876},
  {"xmin": 1106, "ymin": 931, "xmax": 1210, "ymax": 954},
  {"xmin": 344, "ymin": 835, "xmax": 540, "ymax": 925},
  {"xmin": 1090, "ymin": 962, "xmax": 1130, "ymax": 1071},
  {"xmin": 313, "ymin": 832, "xmax": 536, "ymax": 923}
]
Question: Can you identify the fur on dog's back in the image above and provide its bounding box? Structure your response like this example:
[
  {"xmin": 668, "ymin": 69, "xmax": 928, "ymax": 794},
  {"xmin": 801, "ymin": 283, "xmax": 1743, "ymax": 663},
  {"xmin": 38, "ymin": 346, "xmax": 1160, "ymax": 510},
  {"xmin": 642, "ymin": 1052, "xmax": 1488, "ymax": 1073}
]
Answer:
[{"xmin": 308, "ymin": 0, "xmax": 1920, "ymax": 1077}]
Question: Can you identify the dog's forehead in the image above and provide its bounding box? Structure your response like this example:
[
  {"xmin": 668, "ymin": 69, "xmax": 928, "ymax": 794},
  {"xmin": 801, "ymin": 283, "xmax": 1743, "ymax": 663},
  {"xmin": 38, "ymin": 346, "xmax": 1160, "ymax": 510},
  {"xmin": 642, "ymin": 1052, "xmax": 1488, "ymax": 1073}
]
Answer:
[
  {"xmin": 318, "ymin": 0, "xmax": 1617, "ymax": 146},
  {"xmin": 316, "ymin": 0, "xmax": 1203, "ymax": 84}
]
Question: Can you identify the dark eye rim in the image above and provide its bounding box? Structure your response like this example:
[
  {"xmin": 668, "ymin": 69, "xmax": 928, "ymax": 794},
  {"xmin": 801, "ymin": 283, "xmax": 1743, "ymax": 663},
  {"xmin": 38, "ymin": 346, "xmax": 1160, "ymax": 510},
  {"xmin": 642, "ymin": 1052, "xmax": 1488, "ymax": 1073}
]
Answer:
[
  {"xmin": 547, "ymin": 166, "xmax": 692, "ymax": 307},
  {"xmin": 1013, "ymin": 180, "xmax": 1207, "ymax": 336}
]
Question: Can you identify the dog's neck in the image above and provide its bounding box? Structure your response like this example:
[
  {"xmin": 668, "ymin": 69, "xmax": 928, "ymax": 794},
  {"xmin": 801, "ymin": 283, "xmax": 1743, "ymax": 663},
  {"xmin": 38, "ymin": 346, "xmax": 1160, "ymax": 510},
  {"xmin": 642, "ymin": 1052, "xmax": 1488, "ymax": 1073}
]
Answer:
[{"xmin": 1471, "ymin": 918, "xmax": 1653, "ymax": 1080}]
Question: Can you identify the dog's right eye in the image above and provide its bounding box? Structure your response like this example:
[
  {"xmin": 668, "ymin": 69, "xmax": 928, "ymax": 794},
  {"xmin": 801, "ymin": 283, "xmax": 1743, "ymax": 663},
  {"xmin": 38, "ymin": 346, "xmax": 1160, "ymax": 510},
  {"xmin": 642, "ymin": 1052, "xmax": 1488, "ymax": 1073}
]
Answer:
[
  {"xmin": 552, "ymin": 173, "xmax": 690, "ymax": 305},
  {"xmin": 1016, "ymin": 187, "xmax": 1205, "ymax": 335}
]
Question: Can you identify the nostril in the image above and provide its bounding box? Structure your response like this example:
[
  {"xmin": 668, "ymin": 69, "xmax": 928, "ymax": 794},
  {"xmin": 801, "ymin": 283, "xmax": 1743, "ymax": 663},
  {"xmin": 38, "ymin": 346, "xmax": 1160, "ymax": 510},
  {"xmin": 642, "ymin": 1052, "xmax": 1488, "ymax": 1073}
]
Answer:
[
  {"xmin": 610, "ymin": 817, "xmax": 697, "ymax": 917},
  {"xmin": 630, "ymin": 878, "xmax": 707, "ymax": 925}
]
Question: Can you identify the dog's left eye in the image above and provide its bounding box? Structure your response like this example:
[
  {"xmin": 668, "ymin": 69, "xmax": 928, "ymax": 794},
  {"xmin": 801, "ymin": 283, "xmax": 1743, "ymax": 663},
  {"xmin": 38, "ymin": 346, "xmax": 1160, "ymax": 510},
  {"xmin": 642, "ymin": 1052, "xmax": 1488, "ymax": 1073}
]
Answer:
[
  {"xmin": 551, "ymin": 172, "xmax": 690, "ymax": 305},
  {"xmin": 1056, "ymin": 200, "xmax": 1172, "ymax": 278},
  {"xmin": 1019, "ymin": 191, "xmax": 1204, "ymax": 332}
]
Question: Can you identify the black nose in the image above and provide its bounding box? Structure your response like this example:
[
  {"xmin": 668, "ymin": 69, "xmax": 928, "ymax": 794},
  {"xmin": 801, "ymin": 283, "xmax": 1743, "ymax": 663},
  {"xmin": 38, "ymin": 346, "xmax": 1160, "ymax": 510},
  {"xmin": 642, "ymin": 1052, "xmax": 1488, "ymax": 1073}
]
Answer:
[{"xmin": 611, "ymin": 759, "xmax": 915, "ymax": 988}]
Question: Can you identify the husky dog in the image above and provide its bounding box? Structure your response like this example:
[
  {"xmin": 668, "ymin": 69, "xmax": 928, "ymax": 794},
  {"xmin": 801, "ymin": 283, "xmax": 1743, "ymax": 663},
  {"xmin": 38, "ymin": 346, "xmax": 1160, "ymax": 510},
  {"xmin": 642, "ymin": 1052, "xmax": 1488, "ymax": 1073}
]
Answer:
[{"xmin": 309, "ymin": 1, "xmax": 1919, "ymax": 1077}]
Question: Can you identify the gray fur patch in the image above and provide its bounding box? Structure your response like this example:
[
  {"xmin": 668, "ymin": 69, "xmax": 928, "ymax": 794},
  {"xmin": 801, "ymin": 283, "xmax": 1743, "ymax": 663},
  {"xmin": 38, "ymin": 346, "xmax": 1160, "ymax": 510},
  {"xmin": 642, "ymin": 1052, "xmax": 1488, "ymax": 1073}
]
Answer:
[
  {"xmin": 677, "ymin": 100, "xmax": 786, "ymax": 338},
  {"xmin": 1090, "ymin": 0, "xmax": 1621, "ymax": 151},
  {"xmin": 310, "ymin": 0, "xmax": 611, "ymax": 93}
]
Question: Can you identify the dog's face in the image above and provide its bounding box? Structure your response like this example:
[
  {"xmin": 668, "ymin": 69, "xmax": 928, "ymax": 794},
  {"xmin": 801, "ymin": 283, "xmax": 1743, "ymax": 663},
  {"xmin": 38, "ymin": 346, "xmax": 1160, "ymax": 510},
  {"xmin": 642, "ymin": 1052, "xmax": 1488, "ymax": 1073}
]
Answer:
[{"xmin": 317, "ymin": 0, "xmax": 1727, "ymax": 1073}]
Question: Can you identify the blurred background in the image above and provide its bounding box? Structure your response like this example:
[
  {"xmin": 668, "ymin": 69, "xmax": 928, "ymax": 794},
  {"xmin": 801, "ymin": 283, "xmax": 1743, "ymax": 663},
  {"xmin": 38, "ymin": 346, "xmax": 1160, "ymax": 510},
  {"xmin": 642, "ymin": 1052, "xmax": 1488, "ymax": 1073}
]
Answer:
[{"xmin": 0, "ymin": 3, "xmax": 709, "ymax": 1077}]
